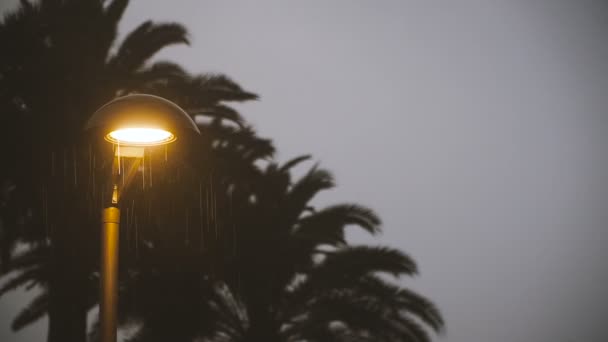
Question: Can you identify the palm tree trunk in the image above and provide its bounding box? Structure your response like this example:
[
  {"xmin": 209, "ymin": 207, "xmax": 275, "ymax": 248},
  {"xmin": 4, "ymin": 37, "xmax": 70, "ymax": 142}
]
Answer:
[
  {"xmin": 46, "ymin": 177, "xmax": 90, "ymax": 342},
  {"xmin": 47, "ymin": 241, "xmax": 88, "ymax": 342}
]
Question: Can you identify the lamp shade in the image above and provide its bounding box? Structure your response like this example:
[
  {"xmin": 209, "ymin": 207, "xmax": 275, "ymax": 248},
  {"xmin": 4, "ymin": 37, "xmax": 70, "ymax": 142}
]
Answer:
[{"xmin": 85, "ymin": 94, "xmax": 200, "ymax": 146}]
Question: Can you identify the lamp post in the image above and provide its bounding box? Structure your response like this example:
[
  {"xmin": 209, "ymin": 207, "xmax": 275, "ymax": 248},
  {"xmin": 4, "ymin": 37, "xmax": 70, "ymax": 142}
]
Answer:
[{"xmin": 85, "ymin": 94, "xmax": 200, "ymax": 342}]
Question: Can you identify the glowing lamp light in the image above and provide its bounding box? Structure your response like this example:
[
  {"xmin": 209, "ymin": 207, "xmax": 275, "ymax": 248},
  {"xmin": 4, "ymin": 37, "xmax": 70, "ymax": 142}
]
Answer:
[
  {"xmin": 85, "ymin": 94, "xmax": 200, "ymax": 147},
  {"xmin": 105, "ymin": 128, "xmax": 176, "ymax": 146}
]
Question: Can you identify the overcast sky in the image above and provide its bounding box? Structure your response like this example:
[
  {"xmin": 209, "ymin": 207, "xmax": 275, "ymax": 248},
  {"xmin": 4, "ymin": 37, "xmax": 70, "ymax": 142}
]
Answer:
[{"xmin": 1, "ymin": 1, "xmax": 608, "ymax": 342}]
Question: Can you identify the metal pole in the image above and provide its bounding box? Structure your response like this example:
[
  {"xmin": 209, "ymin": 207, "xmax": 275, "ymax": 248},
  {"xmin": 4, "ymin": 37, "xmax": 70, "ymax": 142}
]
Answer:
[{"xmin": 100, "ymin": 207, "xmax": 120, "ymax": 342}]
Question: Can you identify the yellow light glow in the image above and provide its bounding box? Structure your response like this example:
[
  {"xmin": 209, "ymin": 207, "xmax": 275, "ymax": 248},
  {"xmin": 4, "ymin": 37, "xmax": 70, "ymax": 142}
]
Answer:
[{"xmin": 105, "ymin": 128, "xmax": 175, "ymax": 146}]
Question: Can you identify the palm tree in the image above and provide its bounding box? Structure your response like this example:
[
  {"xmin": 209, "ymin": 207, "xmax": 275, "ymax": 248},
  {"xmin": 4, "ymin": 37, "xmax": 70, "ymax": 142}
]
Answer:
[
  {"xmin": 0, "ymin": 1, "xmax": 267, "ymax": 341},
  {"xmin": 281, "ymin": 246, "xmax": 444, "ymax": 341},
  {"xmin": 1, "ymin": 2, "xmax": 444, "ymax": 341},
  {"xmin": 209, "ymin": 246, "xmax": 444, "ymax": 342},
  {"xmin": 115, "ymin": 156, "xmax": 443, "ymax": 341},
  {"xmin": 224, "ymin": 156, "xmax": 444, "ymax": 341}
]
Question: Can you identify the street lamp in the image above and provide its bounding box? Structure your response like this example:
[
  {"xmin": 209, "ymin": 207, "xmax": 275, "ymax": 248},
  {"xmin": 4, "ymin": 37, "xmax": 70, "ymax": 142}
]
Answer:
[{"xmin": 85, "ymin": 94, "xmax": 200, "ymax": 342}]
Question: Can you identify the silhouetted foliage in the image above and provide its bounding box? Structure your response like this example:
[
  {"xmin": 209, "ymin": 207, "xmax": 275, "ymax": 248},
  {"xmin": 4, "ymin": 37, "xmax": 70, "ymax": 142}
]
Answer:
[
  {"xmin": 186, "ymin": 158, "xmax": 443, "ymax": 342},
  {"xmin": 0, "ymin": 0, "xmax": 266, "ymax": 341},
  {"xmin": 0, "ymin": 1, "xmax": 444, "ymax": 342}
]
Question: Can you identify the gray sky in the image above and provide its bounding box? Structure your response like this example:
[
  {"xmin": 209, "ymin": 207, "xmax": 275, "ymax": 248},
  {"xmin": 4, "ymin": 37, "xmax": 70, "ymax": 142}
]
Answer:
[{"xmin": 1, "ymin": 1, "xmax": 608, "ymax": 341}]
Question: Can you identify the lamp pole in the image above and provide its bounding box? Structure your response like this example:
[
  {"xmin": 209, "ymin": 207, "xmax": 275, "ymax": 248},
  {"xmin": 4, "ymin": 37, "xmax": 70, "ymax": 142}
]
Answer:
[
  {"xmin": 100, "ymin": 206, "xmax": 120, "ymax": 342},
  {"xmin": 86, "ymin": 94, "xmax": 200, "ymax": 342},
  {"xmin": 99, "ymin": 151, "xmax": 143, "ymax": 342}
]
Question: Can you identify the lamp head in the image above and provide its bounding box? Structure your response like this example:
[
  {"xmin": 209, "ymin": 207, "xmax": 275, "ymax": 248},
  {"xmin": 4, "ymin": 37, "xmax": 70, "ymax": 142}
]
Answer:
[{"xmin": 85, "ymin": 94, "xmax": 200, "ymax": 146}]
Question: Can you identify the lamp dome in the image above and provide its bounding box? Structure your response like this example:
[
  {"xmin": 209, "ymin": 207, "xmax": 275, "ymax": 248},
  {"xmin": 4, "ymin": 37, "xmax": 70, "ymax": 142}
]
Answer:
[{"xmin": 85, "ymin": 94, "xmax": 200, "ymax": 146}]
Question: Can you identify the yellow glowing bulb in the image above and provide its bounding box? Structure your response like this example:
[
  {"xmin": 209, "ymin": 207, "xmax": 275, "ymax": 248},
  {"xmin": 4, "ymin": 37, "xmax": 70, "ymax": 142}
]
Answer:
[{"xmin": 105, "ymin": 128, "xmax": 175, "ymax": 146}]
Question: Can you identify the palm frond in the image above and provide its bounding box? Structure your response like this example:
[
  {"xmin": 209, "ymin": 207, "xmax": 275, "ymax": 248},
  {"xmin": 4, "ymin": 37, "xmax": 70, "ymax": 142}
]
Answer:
[
  {"xmin": 105, "ymin": 0, "xmax": 129, "ymax": 26},
  {"xmin": 154, "ymin": 73, "xmax": 258, "ymax": 107},
  {"xmin": 356, "ymin": 276, "xmax": 444, "ymax": 332},
  {"xmin": 294, "ymin": 204, "xmax": 381, "ymax": 246},
  {"xmin": 202, "ymin": 124, "xmax": 275, "ymax": 163},
  {"xmin": 319, "ymin": 246, "xmax": 418, "ymax": 278},
  {"xmin": 295, "ymin": 291, "xmax": 433, "ymax": 342},
  {"xmin": 279, "ymin": 155, "xmax": 311, "ymax": 173},
  {"xmin": 129, "ymin": 60, "xmax": 188, "ymax": 85},
  {"xmin": 191, "ymin": 104, "xmax": 245, "ymax": 128},
  {"xmin": 7, "ymin": 245, "xmax": 48, "ymax": 271},
  {"xmin": 110, "ymin": 21, "xmax": 189, "ymax": 72},
  {"xmin": 12, "ymin": 291, "xmax": 48, "ymax": 331},
  {"xmin": 190, "ymin": 74, "xmax": 258, "ymax": 103},
  {"xmin": 0, "ymin": 267, "xmax": 43, "ymax": 297},
  {"xmin": 387, "ymin": 315, "xmax": 432, "ymax": 342},
  {"xmin": 286, "ymin": 246, "xmax": 418, "ymax": 315},
  {"xmin": 283, "ymin": 165, "xmax": 334, "ymax": 224},
  {"xmin": 287, "ymin": 292, "xmax": 389, "ymax": 341},
  {"xmin": 207, "ymin": 283, "xmax": 248, "ymax": 340}
]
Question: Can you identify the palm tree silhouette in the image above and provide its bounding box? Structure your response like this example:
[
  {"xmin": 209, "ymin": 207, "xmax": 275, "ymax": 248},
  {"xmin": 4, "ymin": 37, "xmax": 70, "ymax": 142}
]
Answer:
[
  {"xmin": 0, "ymin": 1, "xmax": 265, "ymax": 341},
  {"xmin": 1, "ymin": 1, "xmax": 444, "ymax": 342},
  {"xmin": 104, "ymin": 156, "xmax": 443, "ymax": 342},
  {"xmin": 224, "ymin": 157, "xmax": 444, "ymax": 341},
  {"xmin": 209, "ymin": 246, "xmax": 443, "ymax": 342}
]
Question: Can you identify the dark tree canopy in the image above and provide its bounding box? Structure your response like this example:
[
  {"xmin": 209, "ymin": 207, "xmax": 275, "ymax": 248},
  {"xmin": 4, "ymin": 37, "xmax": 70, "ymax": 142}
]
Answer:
[{"xmin": 0, "ymin": 1, "xmax": 444, "ymax": 341}]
